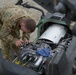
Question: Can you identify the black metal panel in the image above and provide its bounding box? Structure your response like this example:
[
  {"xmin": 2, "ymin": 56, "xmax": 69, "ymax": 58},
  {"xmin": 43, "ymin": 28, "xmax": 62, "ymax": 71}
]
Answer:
[
  {"xmin": 62, "ymin": 36, "xmax": 76, "ymax": 75},
  {"xmin": 0, "ymin": 61, "xmax": 39, "ymax": 75},
  {"xmin": 45, "ymin": 50, "xmax": 68, "ymax": 75}
]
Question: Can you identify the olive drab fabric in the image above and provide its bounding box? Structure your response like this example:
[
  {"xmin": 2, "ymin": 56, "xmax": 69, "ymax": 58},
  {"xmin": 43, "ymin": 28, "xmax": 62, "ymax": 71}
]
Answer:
[{"xmin": 0, "ymin": 5, "xmax": 30, "ymax": 60}]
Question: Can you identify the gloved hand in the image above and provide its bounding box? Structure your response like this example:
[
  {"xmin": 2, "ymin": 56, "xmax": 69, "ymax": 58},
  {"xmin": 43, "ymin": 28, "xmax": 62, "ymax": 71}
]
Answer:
[{"xmin": 23, "ymin": 38, "xmax": 29, "ymax": 44}]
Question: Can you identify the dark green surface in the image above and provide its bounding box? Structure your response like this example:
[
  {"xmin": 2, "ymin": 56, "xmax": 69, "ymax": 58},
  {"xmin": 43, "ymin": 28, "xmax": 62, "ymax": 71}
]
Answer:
[{"xmin": 37, "ymin": 18, "xmax": 67, "ymax": 38}]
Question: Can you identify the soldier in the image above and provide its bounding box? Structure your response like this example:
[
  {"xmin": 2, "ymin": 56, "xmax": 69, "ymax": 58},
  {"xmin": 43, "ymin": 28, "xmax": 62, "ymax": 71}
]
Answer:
[{"xmin": 0, "ymin": 5, "xmax": 36, "ymax": 61}]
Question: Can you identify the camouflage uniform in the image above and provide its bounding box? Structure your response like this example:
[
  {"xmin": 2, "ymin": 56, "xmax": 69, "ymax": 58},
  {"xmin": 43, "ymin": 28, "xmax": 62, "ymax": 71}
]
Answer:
[{"xmin": 0, "ymin": 5, "xmax": 30, "ymax": 60}]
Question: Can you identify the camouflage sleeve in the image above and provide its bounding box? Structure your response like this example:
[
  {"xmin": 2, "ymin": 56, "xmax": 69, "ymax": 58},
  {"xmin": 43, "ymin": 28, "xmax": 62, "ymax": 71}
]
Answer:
[
  {"xmin": 0, "ymin": 21, "xmax": 18, "ymax": 44},
  {"xmin": 22, "ymin": 32, "xmax": 30, "ymax": 40}
]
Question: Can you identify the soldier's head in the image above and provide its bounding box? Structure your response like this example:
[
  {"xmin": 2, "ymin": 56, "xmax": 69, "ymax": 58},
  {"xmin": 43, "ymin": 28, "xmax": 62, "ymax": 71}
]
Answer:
[{"xmin": 20, "ymin": 18, "xmax": 36, "ymax": 33}]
